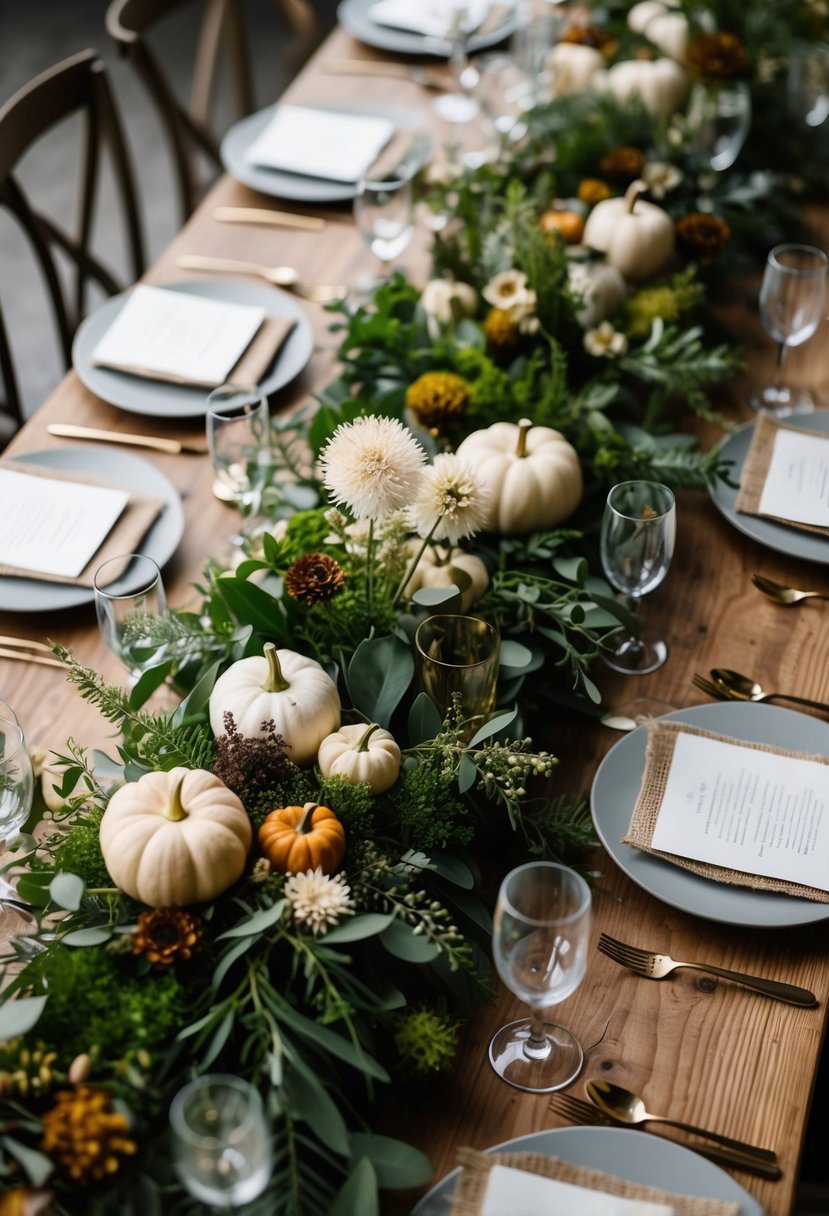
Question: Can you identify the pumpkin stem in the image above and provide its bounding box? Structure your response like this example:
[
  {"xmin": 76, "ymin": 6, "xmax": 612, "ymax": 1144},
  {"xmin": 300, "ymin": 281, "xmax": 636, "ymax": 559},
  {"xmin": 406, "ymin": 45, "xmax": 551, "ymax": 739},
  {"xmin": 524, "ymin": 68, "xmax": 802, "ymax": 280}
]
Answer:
[
  {"xmin": 356, "ymin": 723, "xmax": 380, "ymax": 752},
  {"xmin": 516, "ymin": 418, "xmax": 533, "ymax": 458},
  {"xmin": 166, "ymin": 775, "xmax": 188, "ymax": 822},
  {"xmin": 623, "ymin": 179, "xmax": 647, "ymax": 216},
  {"xmin": 297, "ymin": 802, "xmax": 319, "ymax": 833},
  {"xmin": 263, "ymin": 643, "xmax": 290, "ymax": 693}
]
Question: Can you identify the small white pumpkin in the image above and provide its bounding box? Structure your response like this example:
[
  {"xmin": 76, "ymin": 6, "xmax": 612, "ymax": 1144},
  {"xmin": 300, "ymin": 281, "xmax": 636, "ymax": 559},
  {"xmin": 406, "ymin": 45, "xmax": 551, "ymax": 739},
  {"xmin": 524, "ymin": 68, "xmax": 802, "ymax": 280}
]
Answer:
[
  {"xmin": 546, "ymin": 43, "xmax": 604, "ymax": 97},
  {"xmin": 455, "ymin": 419, "xmax": 583, "ymax": 535},
  {"xmin": 597, "ymin": 58, "xmax": 689, "ymax": 118},
  {"xmin": 405, "ymin": 542, "xmax": 489, "ymax": 611},
  {"xmin": 209, "ymin": 643, "xmax": 341, "ymax": 767},
  {"xmin": 567, "ymin": 254, "xmax": 628, "ymax": 327},
  {"xmin": 582, "ymin": 180, "xmax": 675, "ymax": 282},
  {"xmin": 317, "ymin": 723, "xmax": 401, "ymax": 795},
  {"xmin": 99, "ymin": 767, "xmax": 252, "ymax": 906}
]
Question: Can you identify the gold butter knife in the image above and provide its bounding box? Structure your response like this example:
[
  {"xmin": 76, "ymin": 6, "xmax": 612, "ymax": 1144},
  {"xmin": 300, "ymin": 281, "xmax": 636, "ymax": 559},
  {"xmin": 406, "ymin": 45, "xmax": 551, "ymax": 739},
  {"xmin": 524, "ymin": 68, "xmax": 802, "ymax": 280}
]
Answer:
[
  {"xmin": 47, "ymin": 424, "xmax": 207, "ymax": 456},
  {"xmin": 320, "ymin": 59, "xmax": 445, "ymax": 90},
  {"xmin": 213, "ymin": 206, "xmax": 325, "ymax": 231},
  {"xmin": 0, "ymin": 647, "xmax": 65, "ymax": 670}
]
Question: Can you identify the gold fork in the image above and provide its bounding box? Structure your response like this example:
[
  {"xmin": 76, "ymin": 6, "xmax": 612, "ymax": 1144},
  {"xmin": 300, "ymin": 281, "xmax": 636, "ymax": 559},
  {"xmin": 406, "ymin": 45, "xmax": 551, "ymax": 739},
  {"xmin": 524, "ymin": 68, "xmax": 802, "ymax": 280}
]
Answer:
[
  {"xmin": 691, "ymin": 672, "xmax": 729, "ymax": 702},
  {"xmin": 549, "ymin": 1093, "xmax": 782, "ymax": 1179},
  {"xmin": 597, "ymin": 933, "xmax": 817, "ymax": 1006}
]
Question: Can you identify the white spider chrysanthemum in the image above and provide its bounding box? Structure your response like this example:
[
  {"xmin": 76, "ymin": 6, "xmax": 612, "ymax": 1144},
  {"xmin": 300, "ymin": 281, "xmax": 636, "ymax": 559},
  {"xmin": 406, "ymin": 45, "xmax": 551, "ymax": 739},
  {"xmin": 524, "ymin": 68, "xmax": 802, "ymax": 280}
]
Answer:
[
  {"xmin": 407, "ymin": 454, "xmax": 489, "ymax": 545},
  {"xmin": 284, "ymin": 867, "xmax": 355, "ymax": 936},
  {"xmin": 318, "ymin": 416, "xmax": 426, "ymax": 523}
]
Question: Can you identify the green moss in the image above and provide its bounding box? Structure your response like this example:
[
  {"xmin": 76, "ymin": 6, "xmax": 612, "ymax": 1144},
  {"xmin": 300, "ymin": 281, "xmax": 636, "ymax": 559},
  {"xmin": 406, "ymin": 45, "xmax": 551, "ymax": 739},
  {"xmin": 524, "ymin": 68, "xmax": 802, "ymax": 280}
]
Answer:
[{"xmin": 51, "ymin": 809, "xmax": 112, "ymax": 889}]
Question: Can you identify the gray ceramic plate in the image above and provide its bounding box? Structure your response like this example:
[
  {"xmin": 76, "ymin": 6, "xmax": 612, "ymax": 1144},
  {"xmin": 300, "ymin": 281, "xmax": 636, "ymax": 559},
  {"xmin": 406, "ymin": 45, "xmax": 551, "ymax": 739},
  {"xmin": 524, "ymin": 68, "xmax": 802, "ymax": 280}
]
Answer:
[
  {"xmin": 1, "ymin": 447, "xmax": 184, "ymax": 613},
  {"xmin": 591, "ymin": 701, "xmax": 829, "ymax": 928},
  {"xmin": 709, "ymin": 411, "xmax": 829, "ymax": 563},
  {"xmin": 72, "ymin": 280, "xmax": 313, "ymax": 419},
  {"xmin": 221, "ymin": 102, "xmax": 425, "ymax": 202},
  {"xmin": 337, "ymin": 0, "xmax": 518, "ymax": 57},
  {"xmin": 411, "ymin": 1126, "xmax": 763, "ymax": 1215}
]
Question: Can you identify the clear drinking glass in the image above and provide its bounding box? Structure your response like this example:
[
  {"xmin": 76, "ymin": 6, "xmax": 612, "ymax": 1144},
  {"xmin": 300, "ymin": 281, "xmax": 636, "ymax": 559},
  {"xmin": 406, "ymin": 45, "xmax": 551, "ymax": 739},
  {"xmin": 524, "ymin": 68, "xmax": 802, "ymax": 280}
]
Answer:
[
  {"xmin": 749, "ymin": 243, "xmax": 829, "ymax": 416},
  {"xmin": 170, "ymin": 1074, "xmax": 272, "ymax": 1209},
  {"xmin": 94, "ymin": 553, "xmax": 167, "ymax": 677},
  {"xmin": 353, "ymin": 174, "xmax": 415, "ymax": 289},
  {"xmin": 600, "ymin": 481, "xmax": 676, "ymax": 675},
  {"xmin": 686, "ymin": 79, "xmax": 751, "ymax": 209},
  {"xmin": 0, "ymin": 714, "xmax": 36, "ymax": 936},
  {"xmin": 432, "ymin": 0, "xmax": 484, "ymax": 124},
  {"xmin": 510, "ymin": 0, "xmax": 563, "ymax": 106},
  {"xmin": 206, "ymin": 384, "xmax": 271, "ymax": 519},
  {"xmin": 475, "ymin": 53, "xmax": 534, "ymax": 145},
  {"xmin": 787, "ymin": 45, "xmax": 829, "ymax": 128},
  {"xmin": 415, "ymin": 614, "xmax": 500, "ymax": 740},
  {"xmin": 489, "ymin": 861, "xmax": 592, "ymax": 1092}
]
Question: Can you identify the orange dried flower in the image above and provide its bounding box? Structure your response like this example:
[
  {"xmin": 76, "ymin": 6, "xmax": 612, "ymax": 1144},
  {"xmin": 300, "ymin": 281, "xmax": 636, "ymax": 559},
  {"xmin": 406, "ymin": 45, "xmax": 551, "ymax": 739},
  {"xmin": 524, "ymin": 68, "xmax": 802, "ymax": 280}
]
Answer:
[
  {"xmin": 284, "ymin": 553, "xmax": 346, "ymax": 605},
  {"xmin": 598, "ymin": 147, "xmax": 646, "ymax": 183},
  {"xmin": 560, "ymin": 23, "xmax": 613, "ymax": 50},
  {"xmin": 578, "ymin": 178, "xmax": 613, "ymax": 206},
  {"xmin": 41, "ymin": 1087, "xmax": 136, "ymax": 1185},
  {"xmin": 676, "ymin": 212, "xmax": 731, "ymax": 259},
  {"xmin": 686, "ymin": 32, "xmax": 748, "ymax": 78},
  {"xmin": 132, "ymin": 906, "xmax": 201, "ymax": 969}
]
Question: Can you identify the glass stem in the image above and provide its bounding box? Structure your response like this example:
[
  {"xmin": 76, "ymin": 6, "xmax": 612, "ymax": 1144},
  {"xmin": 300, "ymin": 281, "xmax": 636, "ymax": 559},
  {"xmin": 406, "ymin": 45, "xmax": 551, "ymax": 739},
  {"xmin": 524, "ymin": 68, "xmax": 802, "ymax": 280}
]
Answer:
[
  {"xmin": 523, "ymin": 1008, "xmax": 552, "ymax": 1060},
  {"xmin": 774, "ymin": 341, "xmax": 789, "ymax": 390}
]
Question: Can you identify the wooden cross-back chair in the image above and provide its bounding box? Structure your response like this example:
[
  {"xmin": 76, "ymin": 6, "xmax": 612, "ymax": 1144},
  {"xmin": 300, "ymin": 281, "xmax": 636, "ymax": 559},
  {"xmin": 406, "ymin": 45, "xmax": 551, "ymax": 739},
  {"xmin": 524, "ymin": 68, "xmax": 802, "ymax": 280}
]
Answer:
[
  {"xmin": 105, "ymin": 0, "xmax": 318, "ymax": 225},
  {"xmin": 0, "ymin": 49, "xmax": 145, "ymax": 440}
]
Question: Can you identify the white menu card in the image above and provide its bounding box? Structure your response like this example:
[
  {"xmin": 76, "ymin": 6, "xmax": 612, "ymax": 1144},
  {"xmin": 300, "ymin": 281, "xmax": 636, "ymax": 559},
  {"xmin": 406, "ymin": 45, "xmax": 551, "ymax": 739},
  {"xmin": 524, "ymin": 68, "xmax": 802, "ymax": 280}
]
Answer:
[
  {"xmin": 758, "ymin": 428, "xmax": 829, "ymax": 527},
  {"xmin": 370, "ymin": 0, "xmax": 489, "ymax": 37},
  {"xmin": 481, "ymin": 1165, "xmax": 675, "ymax": 1216},
  {"xmin": 91, "ymin": 285, "xmax": 265, "ymax": 385},
  {"xmin": 0, "ymin": 468, "xmax": 129, "ymax": 578},
  {"xmin": 244, "ymin": 106, "xmax": 394, "ymax": 183},
  {"xmin": 651, "ymin": 732, "xmax": 829, "ymax": 890}
]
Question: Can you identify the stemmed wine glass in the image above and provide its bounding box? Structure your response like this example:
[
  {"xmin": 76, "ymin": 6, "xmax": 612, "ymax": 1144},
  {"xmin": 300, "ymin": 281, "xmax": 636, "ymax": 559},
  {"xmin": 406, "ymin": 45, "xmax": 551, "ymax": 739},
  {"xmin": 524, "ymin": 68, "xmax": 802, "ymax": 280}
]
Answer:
[
  {"xmin": 94, "ymin": 554, "xmax": 168, "ymax": 679},
  {"xmin": 206, "ymin": 384, "xmax": 272, "ymax": 540},
  {"xmin": 353, "ymin": 174, "xmax": 415, "ymax": 290},
  {"xmin": 686, "ymin": 80, "xmax": 751, "ymax": 210},
  {"xmin": 432, "ymin": 0, "xmax": 484, "ymax": 125},
  {"xmin": 600, "ymin": 481, "xmax": 676, "ymax": 674},
  {"xmin": 749, "ymin": 243, "xmax": 829, "ymax": 416},
  {"xmin": 489, "ymin": 861, "xmax": 592, "ymax": 1092},
  {"xmin": 0, "ymin": 707, "xmax": 35, "ymax": 936},
  {"xmin": 787, "ymin": 45, "xmax": 829, "ymax": 128},
  {"xmin": 170, "ymin": 1074, "xmax": 272, "ymax": 1210}
]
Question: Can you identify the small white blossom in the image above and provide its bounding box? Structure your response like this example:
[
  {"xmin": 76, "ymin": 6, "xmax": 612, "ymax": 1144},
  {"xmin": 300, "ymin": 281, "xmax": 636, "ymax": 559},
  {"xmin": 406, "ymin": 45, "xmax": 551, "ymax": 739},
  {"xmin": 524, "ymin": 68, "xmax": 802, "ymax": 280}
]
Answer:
[
  {"xmin": 420, "ymin": 278, "xmax": 477, "ymax": 324},
  {"xmin": 641, "ymin": 160, "xmax": 683, "ymax": 199},
  {"xmin": 483, "ymin": 270, "xmax": 537, "ymax": 318},
  {"xmin": 284, "ymin": 867, "xmax": 355, "ymax": 936},
  {"xmin": 584, "ymin": 321, "xmax": 628, "ymax": 359},
  {"xmin": 318, "ymin": 415, "xmax": 426, "ymax": 523},
  {"xmin": 407, "ymin": 453, "xmax": 489, "ymax": 545}
]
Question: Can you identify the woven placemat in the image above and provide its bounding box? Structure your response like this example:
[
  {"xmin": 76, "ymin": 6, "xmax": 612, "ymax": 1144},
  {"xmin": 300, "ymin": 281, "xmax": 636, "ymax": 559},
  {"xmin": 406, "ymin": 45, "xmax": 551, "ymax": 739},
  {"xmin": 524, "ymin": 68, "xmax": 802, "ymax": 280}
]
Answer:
[
  {"xmin": 623, "ymin": 720, "xmax": 829, "ymax": 902},
  {"xmin": 734, "ymin": 413, "xmax": 829, "ymax": 536},
  {"xmin": 448, "ymin": 1147, "xmax": 741, "ymax": 1216}
]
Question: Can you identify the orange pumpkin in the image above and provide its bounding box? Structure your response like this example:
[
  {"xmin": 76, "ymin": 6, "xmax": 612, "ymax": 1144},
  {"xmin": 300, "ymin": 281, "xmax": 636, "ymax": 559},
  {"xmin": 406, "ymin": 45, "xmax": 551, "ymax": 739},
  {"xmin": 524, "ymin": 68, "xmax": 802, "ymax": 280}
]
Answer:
[
  {"xmin": 540, "ymin": 209, "xmax": 585, "ymax": 245},
  {"xmin": 259, "ymin": 802, "xmax": 346, "ymax": 875}
]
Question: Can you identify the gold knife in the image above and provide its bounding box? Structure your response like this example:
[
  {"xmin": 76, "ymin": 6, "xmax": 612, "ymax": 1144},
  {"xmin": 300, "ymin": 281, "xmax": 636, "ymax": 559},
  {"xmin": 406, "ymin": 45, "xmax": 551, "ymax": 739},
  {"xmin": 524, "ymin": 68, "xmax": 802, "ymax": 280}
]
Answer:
[
  {"xmin": 47, "ymin": 424, "xmax": 207, "ymax": 456},
  {"xmin": 0, "ymin": 648, "xmax": 65, "ymax": 670},
  {"xmin": 213, "ymin": 206, "xmax": 325, "ymax": 232}
]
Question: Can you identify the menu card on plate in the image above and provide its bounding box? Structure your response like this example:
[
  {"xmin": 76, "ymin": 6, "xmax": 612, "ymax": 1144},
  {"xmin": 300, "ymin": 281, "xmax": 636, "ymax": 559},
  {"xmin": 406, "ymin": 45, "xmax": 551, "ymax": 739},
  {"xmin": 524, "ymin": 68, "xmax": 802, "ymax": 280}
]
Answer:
[
  {"xmin": 369, "ymin": 0, "xmax": 489, "ymax": 37},
  {"xmin": 624, "ymin": 721, "xmax": 829, "ymax": 902},
  {"xmin": 90, "ymin": 285, "xmax": 287, "ymax": 389},
  {"xmin": 244, "ymin": 106, "xmax": 394, "ymax": 183},
  {"xmin": 735, "ymin": 413, "xmax": 829, "ymax": 535},
  {"xmin": 448, "ymin": 1147, "xmax": 740, "ymax": 1216}
]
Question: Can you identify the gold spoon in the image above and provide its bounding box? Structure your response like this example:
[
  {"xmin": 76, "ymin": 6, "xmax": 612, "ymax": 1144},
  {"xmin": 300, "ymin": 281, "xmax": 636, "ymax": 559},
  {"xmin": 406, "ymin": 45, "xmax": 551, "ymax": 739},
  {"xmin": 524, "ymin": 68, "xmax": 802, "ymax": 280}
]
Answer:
[
  {"xmin": 752, "ymin": 574, "xmax": 829, "ymax": 606},
  {"xmin": 585, "ymin": 1080, "xmax": 777, "ymax": 1164},
  {"xmin": 710, "ymin": 668, "xmax": 829, "ymax": 713},
  {"xmin": 175, "ymin": 255, "xmax": 346, "ymax": 302}
]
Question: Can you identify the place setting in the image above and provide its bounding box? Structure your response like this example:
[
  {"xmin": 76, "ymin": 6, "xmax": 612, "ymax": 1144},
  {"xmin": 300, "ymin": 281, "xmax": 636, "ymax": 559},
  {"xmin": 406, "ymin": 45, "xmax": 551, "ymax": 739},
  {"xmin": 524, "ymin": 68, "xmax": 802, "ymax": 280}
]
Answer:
[{"xmin": 336, "ymin": 0, "xmax": 518, "ymax": 59}]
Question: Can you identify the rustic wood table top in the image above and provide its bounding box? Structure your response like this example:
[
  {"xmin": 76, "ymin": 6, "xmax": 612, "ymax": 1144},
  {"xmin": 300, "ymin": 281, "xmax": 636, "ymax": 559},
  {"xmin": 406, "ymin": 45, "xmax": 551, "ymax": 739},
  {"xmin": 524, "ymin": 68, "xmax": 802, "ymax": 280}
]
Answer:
[{"xmin": 3, "ymin": 22, "xmax": 829, "ymax": 1216}]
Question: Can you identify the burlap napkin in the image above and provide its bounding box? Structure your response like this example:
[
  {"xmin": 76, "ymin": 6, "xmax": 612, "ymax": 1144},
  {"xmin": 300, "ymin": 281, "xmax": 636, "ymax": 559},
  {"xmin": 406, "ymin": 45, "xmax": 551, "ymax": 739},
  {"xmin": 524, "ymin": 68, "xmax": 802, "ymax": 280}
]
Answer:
[
  {"xmin": 734, "ymin": 413, "xmax": 829, "ymax": 536},
  {"xmin": 449, "ymin": 1148, "xmax": 741, "ymax": 1216},
  {"xmin": 92, "ymin": 313, "xmax": 295, "ymax": 391},
  {"xmin": 0, "ymin": 461, "xmax": 163, "ymax": 587},
  {"xmin": 624, "ymin": 720, "xmax": 829, "ymax": 902}
]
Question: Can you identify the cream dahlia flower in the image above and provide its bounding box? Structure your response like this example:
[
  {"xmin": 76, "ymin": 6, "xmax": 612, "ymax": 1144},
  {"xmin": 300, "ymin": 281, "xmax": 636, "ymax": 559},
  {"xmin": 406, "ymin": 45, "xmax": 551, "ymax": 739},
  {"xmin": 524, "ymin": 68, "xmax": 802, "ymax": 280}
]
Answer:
[
  {"xmin": 284, "ymin": 868, "xmax": 355, "ymax": 936},
  {"xmin": 407, "ymin": 453, "xmax": 489, "ymax": 545},
  {"xmin": 318, "ymin": 415, "xmax": 426, "ymax": 523}
]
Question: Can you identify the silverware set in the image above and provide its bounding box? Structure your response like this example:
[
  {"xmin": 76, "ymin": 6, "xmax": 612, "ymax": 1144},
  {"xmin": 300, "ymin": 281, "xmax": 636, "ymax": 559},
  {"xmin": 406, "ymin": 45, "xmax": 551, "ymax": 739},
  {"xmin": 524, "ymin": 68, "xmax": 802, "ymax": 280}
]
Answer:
[
  {"xmin": 175, "ymin": 254, "xmax": 346, "ymax": 302},
  {"xmin": 692, "ymin": 668, "xmax": 829, "ymax": 714},
  {"xmin": 0, "ymin": 636, "xmax": 64, "ymax": 669},
  {"xmin": 753, "ymin": 573, "xmax": 829, "ymax": 605}
]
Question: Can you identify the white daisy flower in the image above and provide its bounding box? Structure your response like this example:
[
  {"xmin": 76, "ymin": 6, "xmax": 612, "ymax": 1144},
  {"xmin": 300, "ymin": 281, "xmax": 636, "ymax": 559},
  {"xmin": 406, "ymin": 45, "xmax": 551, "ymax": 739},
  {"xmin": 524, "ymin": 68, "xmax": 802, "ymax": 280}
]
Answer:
[
  {"xmin": 407, "ymin": 453, "xmax": 490, "ymax": 545},
  {"xmin": 318, "ymin": 415, "xmax": 426, "ymax": 523},
  {"xmin": 641, "ymin": 160, "xmax": 683, "ymax": 199},
  {"xmin": 284, "ymin": 867, "xmax": 355, "ymax": 936},
  {"xmin": 482, "ymin": 269, "xmax": 536, "ymax": 315},
  {"xmin": 584, "ymin": 321, "xmax": 628, "ymax": 359}
]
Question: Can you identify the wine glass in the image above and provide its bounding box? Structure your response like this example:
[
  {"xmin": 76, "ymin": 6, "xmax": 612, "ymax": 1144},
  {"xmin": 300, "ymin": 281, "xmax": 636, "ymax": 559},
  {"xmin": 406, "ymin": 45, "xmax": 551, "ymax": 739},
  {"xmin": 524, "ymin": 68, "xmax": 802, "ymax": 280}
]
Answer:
[
  {"xmin": 686, "ymin": 80, "xmax": 751, "ymax": 210},
  {"xmin": 509, "ymin": 0, "xmax": 563, "ymax": 106},
  {"xmin": 787, "ymin": 45, "xmax": 829, "ymax": 128},
  {"xmin": 353, "ymin": 173, "xmax": 415, "ymax": 290},
  {"xmin": 206, "ymin": 384, "xmax": 272, "ymax": 530},
  {"xmin": 749, "ymin": 243, "xmax": 829, "ymax": 416},
  {"xmin": 489, "ymin": 861, "xmax": 592, "ymax": 1092},
  {"xmin": 94, "ymin": 553, "xmax": 168, "ymax": 678},
  {"xmin": 600, "ymin": 481, "xmax": 676, "ymax": 674},
  {"xmin": 432, "ymin": 0, "xmax": 484, "ymax": 125},
  {"xmin": 474, "ymin": 53, "xmax": 534, "ymax": 146},
  {"xmin": 170, "ymin": 1074, "xmax": 272, "ymax": 1209},
  {"xmin": 0, "ymin": 711, "xmax": 35, "ymax": 936}
]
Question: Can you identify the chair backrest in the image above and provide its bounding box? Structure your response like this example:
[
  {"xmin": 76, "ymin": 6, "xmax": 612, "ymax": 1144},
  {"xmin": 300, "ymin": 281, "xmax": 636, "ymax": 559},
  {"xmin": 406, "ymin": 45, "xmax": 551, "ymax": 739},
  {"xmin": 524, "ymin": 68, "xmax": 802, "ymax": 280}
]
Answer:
[
  {"xmin": 106, "ymin": 0, "xmax": 318, "ymax": 224},
  {"xmin": 0, "ymin": 49, "xmax": 145, "ymax": 437}
]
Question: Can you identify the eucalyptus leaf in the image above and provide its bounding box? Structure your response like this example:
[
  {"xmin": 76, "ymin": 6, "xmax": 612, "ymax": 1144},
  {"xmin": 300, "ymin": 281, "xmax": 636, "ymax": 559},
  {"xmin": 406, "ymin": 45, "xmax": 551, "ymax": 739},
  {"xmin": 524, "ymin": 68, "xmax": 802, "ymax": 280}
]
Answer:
[
  {"xmin": 411, "ymin": 585, "xmax": 463, "ymax": 612},
  {"xmin": 318, "ymin": 913, "xmax": 395, "ymax": 943},
  {"xmin": 407, "ymin": 691, "xmax": 443, "ymax": 746},
  {"xmin": 328, "ymin": 1159, "xmax": 379, "ymax": 1216},
  {"xmin": 552, "ymin": 555, "xmax": 588, "ymax": 584},
  {"xmin": 1, "ymin": 1137, "xmax": 53, "ymax": 1187},
  {"xmin": 91, "ymin": 749, "xmax": 125, "ymax": 784},
  {"xmin": 498, "ymin": 639, "xmax": 533, "ymax": 670},
  {"xmin": 458, "ymin": 751, "xmax": 478, "ymax": 794},
  {"xmin": 274, "ymin": 1002, "xmax": 389, "ymax": 1081},
  {"xmin": 15, "ymin": 871, "xmax": 53, "ymax": 908},
  {"xmin": 379, "ymin": 918, "xmax": 441, "ymax": 964},
  {"xmin": 49, "ymin": 871, "xmax": 85, "ymax": 911},
  {"xmin": 217, "ymin": 898, "xmax": 285, "ymax": 939},
  {"xmin": 346, "ymin": 635, "xmax": 414, "ymax": 728},
  {"xmin": 348, "ymin": 1133, "xmax": 433, "ymax": 1189},
  {"xmin": 212, "ymin": 934, "xmax": 258, "ymax": 988},
  {"xmin": 201, "ymin": 1008, "xmax": 234, "ymax": 1068},
  {"xmin": 0, "ymin": 994, "xmax": 47, "ymax": 1039},
  {"xmin": 467, "ymin": 706, "xmax": 518, "ymax": 747},
  {"xmin": 284, "ymin": 1062, "xmax": 351, "ymax": 1158},
  {"xmin": 62, "ymin": 926, "xmax": 113, "ymax": 948},
  {"xmin": 281, "ymin": 483, "xmax": 319, "ymax": 511}
]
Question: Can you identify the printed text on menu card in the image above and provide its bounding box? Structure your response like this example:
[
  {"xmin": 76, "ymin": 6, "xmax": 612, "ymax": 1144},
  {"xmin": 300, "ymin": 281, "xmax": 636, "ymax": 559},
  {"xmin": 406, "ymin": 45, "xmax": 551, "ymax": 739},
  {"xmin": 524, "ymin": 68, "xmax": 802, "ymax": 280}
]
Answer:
[
  {"xmin": 758, "ymin": 428, "xmax": 829, "ymax": 526},
  {"xmin": 651, "ymin": 733, "xmax": 829, "ymax": 890}
]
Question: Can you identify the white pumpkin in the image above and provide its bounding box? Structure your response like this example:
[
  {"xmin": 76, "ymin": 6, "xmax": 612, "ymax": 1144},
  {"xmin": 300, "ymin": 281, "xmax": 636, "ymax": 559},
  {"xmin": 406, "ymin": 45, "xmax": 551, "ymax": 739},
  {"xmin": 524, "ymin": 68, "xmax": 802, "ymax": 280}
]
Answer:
[
  {"xmin": 546, "ymin": 43, "xmax": 604, "ymax": 97},
  {"xmin": 582, "ymin": 180, "xmax": 675, "ymax": 282},
  {"xmin": 317, "ymin": 723, "xmax": 401, "ymax": 794},
  {"xmin": 99, "ymin": 767, "xmax": 252, "ymax": 906},
  {"xmin": 628, "ymin": 1, "xmax": 687, "ymax": 61},
  {"xmin": 209, "ymin": 643, "xmax": 341, "ymax": 767},
  {"xmin": 627, "ymin": 0, "xmax": 672, "ymax": 34},
  {"xmin": 597, "ymin": 58, "xmax": 689, "ymax": 118},
  {"xmin": 455, "ymin": 419, "xmax": 583, "ymax": 535},
  {"xmin": 405, "ymin": 542, "xmax": 489, "ymax": 611},
  {"xmin": 567, "ymin": 255, "xmax": 628, "ymax": 327}
]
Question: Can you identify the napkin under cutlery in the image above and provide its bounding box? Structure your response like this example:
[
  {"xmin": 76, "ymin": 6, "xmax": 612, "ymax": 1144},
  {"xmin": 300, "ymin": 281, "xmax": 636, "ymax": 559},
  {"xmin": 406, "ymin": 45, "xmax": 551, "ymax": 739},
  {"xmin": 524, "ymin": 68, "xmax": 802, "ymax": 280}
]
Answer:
[
  {"xmin": 368, "ymin": 0, "xmax": 511, "ymax": 40},
  {"xmin": 735, "ymin": 413, "xmax": 829, "ymax": 536},
  {"xmin": 449, "ymin": 1148, "xmax": 740, "ymax": 1216}
]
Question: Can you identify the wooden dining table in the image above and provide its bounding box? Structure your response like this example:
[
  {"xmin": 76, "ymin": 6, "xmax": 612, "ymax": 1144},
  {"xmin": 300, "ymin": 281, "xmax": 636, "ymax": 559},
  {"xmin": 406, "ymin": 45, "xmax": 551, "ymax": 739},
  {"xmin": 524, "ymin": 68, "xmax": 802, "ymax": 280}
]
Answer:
[{"xmin": 2, "ymin": 17, "xmax": 829, "ymax": 1216}]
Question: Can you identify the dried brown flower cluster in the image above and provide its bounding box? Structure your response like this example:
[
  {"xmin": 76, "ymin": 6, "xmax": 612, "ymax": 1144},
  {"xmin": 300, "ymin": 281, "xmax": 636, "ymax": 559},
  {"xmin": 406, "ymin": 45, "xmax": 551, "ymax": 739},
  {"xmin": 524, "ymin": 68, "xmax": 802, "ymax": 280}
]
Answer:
[
  {"xmin": 675, "ymin": 212, "xmax": 731, "ymax": 258},
  {"xmin": 284, "ymin": 553, "xmax": 346, "ymax": 605},
  {"xmin": 41, "ymin": 1087, "xmax": 136, "ymax": 1185},
  {"xmin": 598, "ymin": 146, "xmax": 646, "ymax": 183},
  {"xmin": 686, "ymin": 32, "xmax": 748, "ymax": 78},
  {"xmin": 405, "ymin": 371, "xmax": 472, "ymax": 431},
  {"xmin": 212, "ymin": 712, "xmax": 294, "ymax": 795},
  {"xmin": 132, "ymin": 907, "xmax": 202, "ymax": 969}
]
